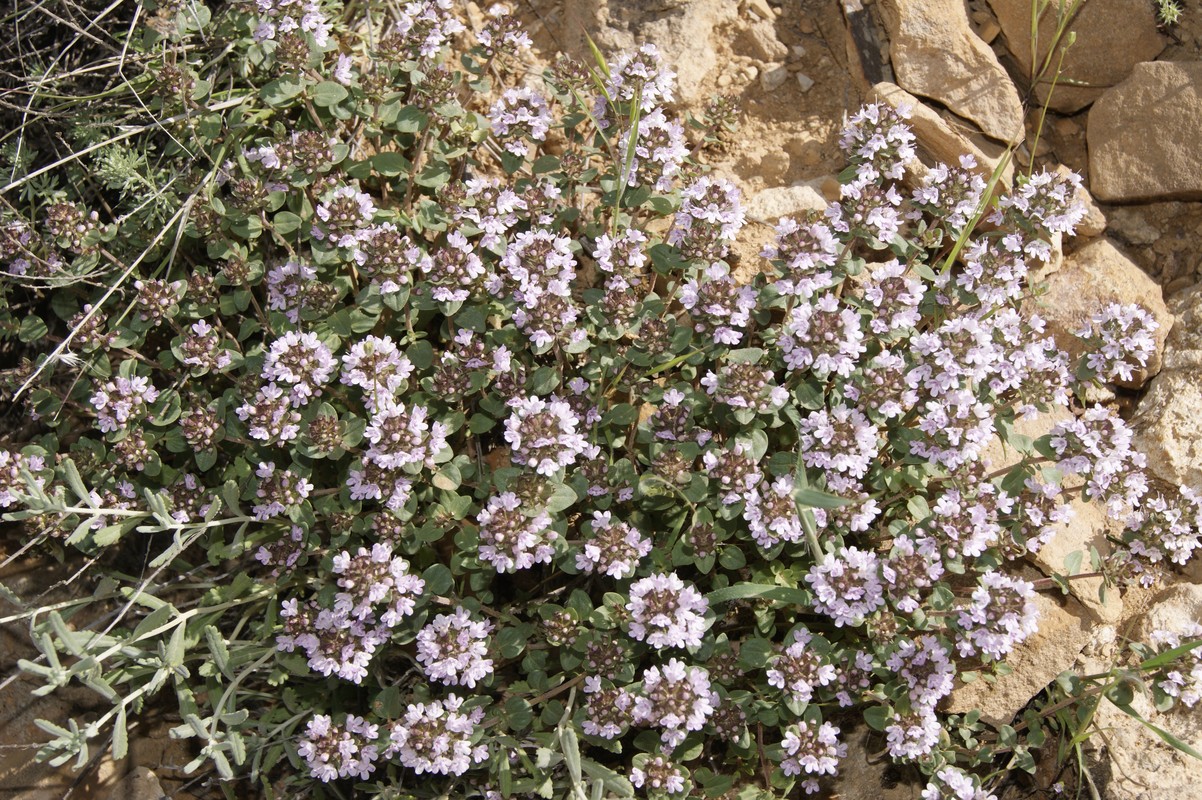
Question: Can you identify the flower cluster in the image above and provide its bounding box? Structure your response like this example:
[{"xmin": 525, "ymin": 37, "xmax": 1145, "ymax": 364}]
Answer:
[
  {"xmin": 416, "ymin": 607, "xmax": 494, "ymax": 688},
  {"xmin": 90, "ymin": 375, "xmax": 159, "ymax": 433},
  {"xmin": 476, "ymin": 493, "xmax": 557, "ymax": 572},
  {"xmin": 298, "ymin": 714, "xmax": 379, "ymax": 782},
  {"xmin": 625, "ymin": 572, "xmax": 708, "ymax": 650},
  {"xmin": 503, "ymin": 395, "xmax": 588, "ymax": 476},
  {"xmin": 576, "ymin": 511, "xmax": 653, "ymax": 578},
  {"xmin": 1075, "ymin": 302, "xmax": 1160, "ymax": 383},
  {"xmin": 384, "ymin": 695, "xmax": 486, "ymax": 776}
]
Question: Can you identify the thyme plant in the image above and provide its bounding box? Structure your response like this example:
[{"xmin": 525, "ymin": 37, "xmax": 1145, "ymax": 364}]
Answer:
[{"xmin": 1, "ymin": 2, "xmax": 1199, "ymax": 799}]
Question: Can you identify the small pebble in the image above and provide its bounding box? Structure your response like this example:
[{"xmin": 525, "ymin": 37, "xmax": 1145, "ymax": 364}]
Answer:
[
  {"xmin": 796, "ymin": 73, "xmax": 815, "ymax": 92},
  {"xmin": 1054, "ymin": 117, "xmax": 1081, "ymax": 136},
  {"xmin": 760, "ymin": 63, "xmax": 789, "ymax": 91}
]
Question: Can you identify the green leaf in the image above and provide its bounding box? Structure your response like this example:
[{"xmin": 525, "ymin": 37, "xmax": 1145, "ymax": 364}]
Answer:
[
  {"xmin": 1064, "ymin": 549, "xmax": 1084, "ymax": 575},
  {"xmin": 204, "ymin": 625, "xmax": 231, "ymax": 678},
  {"xmin": 432, "ymin": 463, "xmax": 462, "ymax": 491},
  {"xmin": 112, "ymin": 705, "xmax": 128, "ymax": 760},
  {"xmin": 602, "ymin": 403, "xmax": 638, "ymax": 427},
  {"xmin": 726, "ymin": 347, "xmax": 765, "ymax": 364},
  {"xmin": 532, "ymin": 155, "xmax": 561, "ymax": 174},
  {"xmin": 546, "ymin": 482, "xmax": 578, "ymax": 513},
  {"xmin": 19, "ymin": 315, "xmax": 48, "ymax": 343},
  {"xmin": 260, "ymin": 77, "xmax": 305, "ymax": 107},
  {"xmin": 468, "ymin": 413, "xmax": 495, "ymax": 434},
  {"xmin": 718, "ymin": 546, "xmax": 746, "ymax": 570},
  {"xmin": 392, "ymin": 105, "xmax": 428, "ymax": 133},
  {"xmin": 579, "ymin": 759, "xmax": 634, "ymax": 798},
  {"xmin": 793, "ymin": 486, "xmax": 852, "ymax": 509},
  {"xmin": 863, "ymin": 704, "xmax": 892, "ymax": 732},
  {"xmin": 423, "ymin": 564, "xmax": 453, "ymax": 596},
  {"xmin": 310, "ymin": 81, "xmax": 348, "ymax": 107},
  {"xmin": 371, "ymin": 152, "xmax": 410, "ymax": 176},
  {"xmin": 165, "ymin": 623, "xmax": 187, "ymax": 669},
  {"xmin": 272, "ymin": 211, "xmax": 302, "ymax": 235},
  {"xmin": 194, "ymin": 449, "xmax": 217, "ymax": 472},
  {"xmin": 736, "ymin": 637, "xmax": 774, "ymax": 670},
  {"xmin": 706, "ymin": 583, "xmax": 809, "ymax": 606},
  {"xmin": 1139, "ymin": 638, "xmax": 1202, "ymax": 671}
]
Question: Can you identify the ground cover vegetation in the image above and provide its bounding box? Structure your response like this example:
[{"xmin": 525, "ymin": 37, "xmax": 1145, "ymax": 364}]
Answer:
[{"xmin": 1, "ymin": 1, "xmax": 1201, "ymax": 798}]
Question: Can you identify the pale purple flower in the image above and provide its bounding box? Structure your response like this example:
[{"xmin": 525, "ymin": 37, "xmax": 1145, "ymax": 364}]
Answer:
[
  {"xmin": 797, "ymin": 405, "xmax": 879, "ymax": 481},
  {"xmin": 779, "ymin": 292, "xmax": 866, "ymax": 378},
  {"xmin": 679, "ymin": 262, "xmax": 757, "ymax": 345},
  {"xmin": 389, "ymin": 0, "xmax": 465, "ymax": 60},
  {"xmin": 604, "ymin": 43, "xmax": 676, "ymax": 114},
  {"xmin": 885, "ymin": 707, "xmax": 941, "ymax": 760},
  {"xmin": 490, "ymin": 87, "xmax": 552, "ymax": 156},
  {"xmin": 266, "ymin": 260, "xmax": 317, "ymax": 324},
  {"xmin": 416, "ymin": 607, "xmax": 494, "ymax": 688},
  {"xmin": 762, "ymin": 215, "xmax": 841, "ymax": 298},
  {"xmin": 744, "ymin": 475, "xmax": 806, "ymax": 549},
  {"xmin": 331, "ymin": 543, "xmax": 425, "ymax": 627},
  {"xmin": 262, "ymin": 331, "xmax": 337, "ymax": 406},
  {"xmin": 1075, "ymin": 302, "xmax": 1159, "ymax": 384},
  {"xmin": 364, "ymin": 402, "xmax": 448, "ymax": 471},
  {"xmin": 780, "ymin": 720, "xmax": 846, "ymax": 779},
  {"xmin": 298, "ymin": 714, "xmax": 380, "ymax": 782},
  {"xmin": 806, "ymin": 546, "xmax": 885, "ymax": 627},
  {"xmin": 632, "ymin": 659, "xmax": 716, "ymax": 750},
  {"xmin": 477, "ymin": 492, "xmax": 558, "ymax": 572},
  {"xmin": 885, "ymin": 634, "xmax": 955, "ymax": 709},
  {"xmin": 576, "ymin": 511, "xmax": 653, "ymax": 579},
  {"xmin": 955, "ymin": 571, "xmax": 1039, "ymax": 661},
  {"xmin": 90, "ymin": 375, "xmax": 159, "ymax": 433},
  {"xmin": 618, "ymin": 108, "xmax": 689, "ymax": 192},
  {"xmin": 630, "ymin": 755, "xmax": 687, "ymax": 795},
  {"xmin": 503, "ymin": 395, "xmax": 588, "ymax": 476},
  {"xmin": 766, "ymin": 628, "xmax": 838, "ymax": 703},
  {"xmin": 922, "ymin": 766, "xmax": 999, "ymax": 800},
  {"xmin": 626, "ymin": 572, "xmax": 709, "ymax": 650},
  {"xmin": 385, "ymin": 694, "xmax": 487, "ymax": 776},
  {"xmin": 341, "ymin": 335, "xmax": 414, "ymax": 408}
]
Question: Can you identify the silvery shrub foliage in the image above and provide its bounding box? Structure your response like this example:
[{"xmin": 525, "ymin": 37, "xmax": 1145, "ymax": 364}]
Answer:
[{"xmin": 1, "ymin": 1, "xmax": 1199, "ymax": 798}]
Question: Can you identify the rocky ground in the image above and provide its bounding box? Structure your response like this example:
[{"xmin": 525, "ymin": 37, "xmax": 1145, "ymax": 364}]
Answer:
[{"xmin": 4, "ymin": 0, "xmax": 1202, "ymax": 797}]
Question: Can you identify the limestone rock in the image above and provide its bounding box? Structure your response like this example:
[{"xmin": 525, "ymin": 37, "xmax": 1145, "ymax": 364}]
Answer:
[
  {"xmin": 1133, "ymin": 284, "xmax": 1202, "ymax": 490},
  {"xmin": 737, "ymin": 19, "xmax": 789, "ymax": 62},
  {"xmin": 586, "ymin": 0, "xmax": 738, "ymax": 105},
  {"xmin": 945, "ymin": 585, "xmax": 1093, "ymax": 724},
  {"xmin": 744, "ymin": 183, "xmax": 828, "ymax": 222},
  {"xmin": 1089, "ymin": 584, "xmax": 1202, "ymax": 799},
  {"xmin": 987, "ymin": 0, "xmax": 1166, "ymax": 113},
  {"xmin": 1133, "ymin": 583, "xmax": 1202, "ymax": 642},
  {"xmin": 1088, "ymin": 61, "xmax": 1202, "ymax": 202},
  {"xmin": 868, "ymin": 82, "xmax": 1014, "ymax": 185},
  {"xmin": 878, "ymin": 0, "xmax": 1024, "ymax": 143},
  {"xmin": 1030, "ymin": 238, "xmax": 1172, "ymax": 388},
  {"xmin": 1133, "ymin": 370, "xmax": 1202, "ymax": 491},
  {"xmin": 103, "ymin": 768, "xmax": 165, "ymax": 800},
  {"xmin": 1160, "ymin": 283, "xmax": 1202, "ymax": 364}
]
